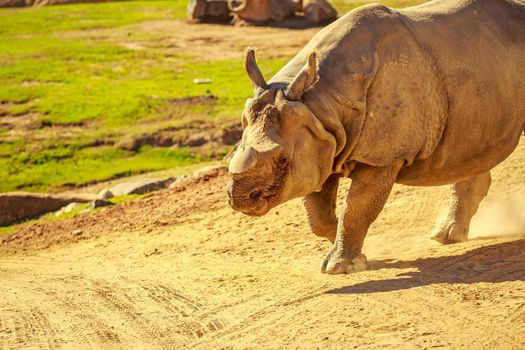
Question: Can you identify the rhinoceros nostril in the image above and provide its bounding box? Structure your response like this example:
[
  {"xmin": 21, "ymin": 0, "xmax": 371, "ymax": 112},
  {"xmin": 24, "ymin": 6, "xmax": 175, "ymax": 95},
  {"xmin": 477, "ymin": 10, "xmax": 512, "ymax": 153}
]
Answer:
[{"xmin": 249, "ymin": 190, "xmax": 263, "ymax": 201}]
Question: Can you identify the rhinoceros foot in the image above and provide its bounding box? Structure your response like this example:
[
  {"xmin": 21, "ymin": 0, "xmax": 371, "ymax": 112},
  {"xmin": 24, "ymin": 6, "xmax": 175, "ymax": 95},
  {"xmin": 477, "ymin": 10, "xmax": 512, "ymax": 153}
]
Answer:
[
  {"xmin": 320, "ymin": 252, "xmax": 367, "ymax": 275},
  {"xmin": 429, "ymin": 221, "xmax": 469, "ymax": 244}
]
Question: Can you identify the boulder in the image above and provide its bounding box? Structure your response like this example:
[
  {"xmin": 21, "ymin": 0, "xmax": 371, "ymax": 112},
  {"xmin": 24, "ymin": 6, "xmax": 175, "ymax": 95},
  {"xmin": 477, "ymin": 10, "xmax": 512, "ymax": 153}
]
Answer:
[
  {"xmin": 0, "ymin": 192, "xmax": 97, "ymax": 226},
  {"xmin": 108, "ymin": 178, "xmax": 172, "ymax": 196},
  {"xmin": 55, "ymin": 202, "xmax": 83, "ymax": 217},
  {"xmin": 98, "ymin": 189, "xmax": 114, "ymax": 200},
  {"xmin": 188, "ymin": 0, "xmax": 231, "ymax": 22}
]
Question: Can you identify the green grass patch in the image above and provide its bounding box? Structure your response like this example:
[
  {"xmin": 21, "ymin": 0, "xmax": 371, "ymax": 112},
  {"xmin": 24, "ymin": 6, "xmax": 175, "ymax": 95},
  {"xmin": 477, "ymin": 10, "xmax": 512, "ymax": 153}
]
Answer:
[
  {"xmin": 0, "ymin": 146, "xmax": 201, "ymax": 192},
  {"xmin": 0, "ymin": 0, "xmax": 421, "ymax": 193},
  {"xmin": 0, "ymin": 225, "xmax": 18, "ymax": 235},
  {"xmin": 331, "ymin": 0, "xmax": 426, "ymax": 14},
  {"xmin": 0, "ymin": 1, "xmax": 186, "ymax": 36},
  {"xmin": 109, "ymin": 194, "xmax": 142, "ymax": 205}
]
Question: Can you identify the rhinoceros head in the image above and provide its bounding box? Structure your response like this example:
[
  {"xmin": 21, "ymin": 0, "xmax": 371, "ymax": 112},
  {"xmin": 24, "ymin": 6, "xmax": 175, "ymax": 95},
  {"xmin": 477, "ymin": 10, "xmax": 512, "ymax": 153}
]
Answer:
[{"xmin": 227, "ymin": 49, "xmax": 336, "ymax": 216}]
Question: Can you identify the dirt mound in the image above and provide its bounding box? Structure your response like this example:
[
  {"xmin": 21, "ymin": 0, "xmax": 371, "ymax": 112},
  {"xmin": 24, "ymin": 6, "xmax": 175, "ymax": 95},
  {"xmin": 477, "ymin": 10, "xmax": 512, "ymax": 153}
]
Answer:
[
  {"xmin": 116, "ymin": 119, "xmax": 242, "ymax": 158},
  {"xmin": 0, "ymin": 192, "xmax": 96, "ymax": 226},
  {"xmin": 1, "ymin": 167, "xmax": 228, "ymax": 253}
]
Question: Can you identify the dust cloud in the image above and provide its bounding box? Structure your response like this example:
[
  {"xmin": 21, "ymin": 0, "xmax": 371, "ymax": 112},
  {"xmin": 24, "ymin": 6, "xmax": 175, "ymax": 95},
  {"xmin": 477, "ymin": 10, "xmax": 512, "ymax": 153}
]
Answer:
[{"xmin": 471, "ymin": 191, "xmax": 525, "ymax": 238}]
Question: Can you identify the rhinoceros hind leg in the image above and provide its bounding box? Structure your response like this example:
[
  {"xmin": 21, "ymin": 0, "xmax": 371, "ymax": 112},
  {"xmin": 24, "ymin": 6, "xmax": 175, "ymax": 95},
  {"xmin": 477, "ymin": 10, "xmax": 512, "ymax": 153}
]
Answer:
[{"xmin": 430, "ymin": 171, "xmax": 492, "ymax": 244}]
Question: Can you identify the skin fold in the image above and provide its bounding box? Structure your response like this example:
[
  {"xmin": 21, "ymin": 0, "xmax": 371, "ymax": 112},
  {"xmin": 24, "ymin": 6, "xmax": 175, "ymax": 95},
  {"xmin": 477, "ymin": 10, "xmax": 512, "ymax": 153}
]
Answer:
[{"xmin": 227, "ymin": 0, "xmax": 525, "ymax": 274}]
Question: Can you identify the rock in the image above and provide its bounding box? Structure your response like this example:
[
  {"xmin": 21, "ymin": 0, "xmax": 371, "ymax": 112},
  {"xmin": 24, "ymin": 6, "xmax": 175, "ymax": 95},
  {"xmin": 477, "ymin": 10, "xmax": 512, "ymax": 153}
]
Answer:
[
  {"xmin": 169, "ymin": 175, "xmax": 192, "ymax": 190},
  {"xmin": 144, "ymin": 247, "xmax": 161, "ymax": 257},
  {"xmin": 193, "ymin": 165, "xmax": 226, "ymax": 180},
  {"xmin": 72, "ymin": 229, "xmax": 83, "ymax": 236},
  {"xmin": 193, "ymin": 78, "xmax": 213, "ymax": 84},
  {"xmin": 98, "ymin": 189, "xmax": 114, "ymax": 200},
  {"xmin": 0, "ymin": 192, "xmax": 97, "ymax": 226},
  {"xmin": 55, "ymin": 202, "xmax": 83, "ymax": 217},
  {"xmin": 108, "ymin": 178, "xmax": 172, "ymax": 196},
  {"xmin": 188, "ymin": 0, "xmax": 230, "ymax": 22},
  {"xmin": 170, "ymin": 166, "xmax": 226, "ymax": 191},
  {"xmin": 82, "ymin": 199, "xmax": 113, "ymax": 213}
]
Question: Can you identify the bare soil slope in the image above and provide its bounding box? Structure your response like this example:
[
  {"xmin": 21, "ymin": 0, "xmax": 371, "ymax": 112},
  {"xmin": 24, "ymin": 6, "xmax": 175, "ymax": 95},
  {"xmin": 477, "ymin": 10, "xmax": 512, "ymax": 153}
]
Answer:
[{"xmin": 0, "ymin": 140, "xmax": 524, "ymax": 349}]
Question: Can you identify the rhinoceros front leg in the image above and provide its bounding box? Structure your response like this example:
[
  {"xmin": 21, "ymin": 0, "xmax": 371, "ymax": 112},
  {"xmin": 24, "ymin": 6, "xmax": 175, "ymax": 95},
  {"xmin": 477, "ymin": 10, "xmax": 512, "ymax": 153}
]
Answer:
[
  {"xmin": 303, "ymin": 174, "xmax": 340, "ymax": 243},
  {"xmin": 321, "ymin": 161, "xmax": 404, "ymax": 274},
  {"xmin": 430, "ymin": 171, "xmax": 492, "ymax": 244}
]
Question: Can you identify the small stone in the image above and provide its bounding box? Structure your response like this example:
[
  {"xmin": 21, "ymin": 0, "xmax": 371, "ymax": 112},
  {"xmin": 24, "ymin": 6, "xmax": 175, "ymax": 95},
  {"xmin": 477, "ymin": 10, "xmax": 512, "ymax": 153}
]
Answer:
[
  {"xmin": 169, "ymin": 175, "xmax": 191, "ymax": 190},
  {"xmin": 144, "ymin": 248, "xmax": 161, "ymax": 257},
  {"xmin": 193, "ymin": 78, "xmax": 213, "ymax": 84},
  {"xmin": 82, "ymin": 199, "xmax": 113, "ymax": 213},
  {"xmin": 98, "ymin": 189, "xmax": 114, "ymax": 200},
  {"xmin": 72, "ymin": 229, "xmax": 83, "ymax": 236}
]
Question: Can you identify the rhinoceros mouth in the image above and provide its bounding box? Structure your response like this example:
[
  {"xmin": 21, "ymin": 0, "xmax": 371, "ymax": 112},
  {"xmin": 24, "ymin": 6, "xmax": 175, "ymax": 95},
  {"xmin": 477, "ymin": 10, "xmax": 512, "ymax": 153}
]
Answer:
[
  {"xmin": 227, "ymin": 161, "xmax": 288, "ymax": 216},
  {"xmin": 232, "ymin": 186, "xmax": 282, "ymax": 217}
]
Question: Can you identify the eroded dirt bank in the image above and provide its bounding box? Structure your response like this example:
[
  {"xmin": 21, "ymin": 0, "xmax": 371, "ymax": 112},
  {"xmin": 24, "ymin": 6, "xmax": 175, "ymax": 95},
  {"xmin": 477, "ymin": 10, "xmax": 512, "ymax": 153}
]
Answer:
[{"xmin": 0, "ymin": 140, "xmax": 524, "ymax": 349}]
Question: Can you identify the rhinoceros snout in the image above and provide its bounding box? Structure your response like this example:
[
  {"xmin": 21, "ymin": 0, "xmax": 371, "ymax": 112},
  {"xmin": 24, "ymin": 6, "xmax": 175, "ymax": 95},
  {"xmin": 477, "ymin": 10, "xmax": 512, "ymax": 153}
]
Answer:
[{"xmin": 227, "ymin": 180, "xmax": 270, "ymax": 216}]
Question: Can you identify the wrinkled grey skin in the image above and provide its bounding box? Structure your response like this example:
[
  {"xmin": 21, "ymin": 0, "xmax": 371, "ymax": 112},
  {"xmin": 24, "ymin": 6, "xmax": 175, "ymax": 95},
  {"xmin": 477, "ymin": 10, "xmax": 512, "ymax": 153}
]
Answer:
[
  {"xmin": 227, "ymin": 0, "xmax": 525, "ymax": 274},
  {"xmin": 228, "ymin": 0, "xmax": 295, "ymax": 22},
  {"xmin": 303, "ymin": 0, "xmax": 337, "ymax": 23},
  {"xmin": 188, "ymin": 0, "xmax": 230, "ymax": 22}
]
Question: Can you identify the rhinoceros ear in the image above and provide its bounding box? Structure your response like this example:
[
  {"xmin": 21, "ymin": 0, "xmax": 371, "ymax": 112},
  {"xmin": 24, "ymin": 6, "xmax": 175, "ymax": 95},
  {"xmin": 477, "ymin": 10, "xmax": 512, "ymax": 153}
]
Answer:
[
  {"xmin": 245, "ymin": 48, "xmax": 268, "ymax": 92},
  {"xmin": 285, "ymin": 51, "xmax": 319, "ymax": 101}
]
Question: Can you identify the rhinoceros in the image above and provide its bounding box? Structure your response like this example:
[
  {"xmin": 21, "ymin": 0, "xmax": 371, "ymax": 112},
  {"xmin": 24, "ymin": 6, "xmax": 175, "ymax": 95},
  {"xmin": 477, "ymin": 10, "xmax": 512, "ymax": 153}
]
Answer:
[
  {"xmin": 227, "ymin": 0, "xmax": 525, "ymax": 274},
  {"xmin": 302, "ymin": 0, "xmax": 337, "ymax": 24},
  {"xmin": 228, "ymin": 0, "xmax": 295, "ymax": 22},
  {"xmin": 188, "ymin": 0, "xmax": 231, "ymax": 22}
]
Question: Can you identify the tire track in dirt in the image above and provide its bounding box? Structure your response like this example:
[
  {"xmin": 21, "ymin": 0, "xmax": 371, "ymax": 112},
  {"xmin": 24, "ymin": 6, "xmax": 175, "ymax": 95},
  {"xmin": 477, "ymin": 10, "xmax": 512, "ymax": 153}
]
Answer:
[
  {"xmin": 90, "ymin": 278, "xmax": 226, "ymax": 346},
  {"xmin": 188, "ymin": 285, "xmax": 330, "ymax": 348},
  {"xmin": 0, "ymin": 308, "xmax": 62, "ymax": 349},
  {"xmin": 0, "ymin": 267, "xmax": 227, "ymax": 348},
  {"xmin": 139, "ymin": 282, "xmax": 226, "ymax": 338},
  {"xmin": 36, "ymin": 276, "xmax": 120, "ymax": 347}
]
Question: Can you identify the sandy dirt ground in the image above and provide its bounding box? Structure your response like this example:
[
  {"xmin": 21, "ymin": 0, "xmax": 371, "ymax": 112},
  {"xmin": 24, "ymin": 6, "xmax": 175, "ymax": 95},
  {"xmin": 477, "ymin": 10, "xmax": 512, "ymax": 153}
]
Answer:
[
  {"xmin": 0, "ymin": 142, "xmax": 523, "ymax": 350},
  {"xmin": 1, "ymin": 19, "xmax": 525, "ymax": 350}
]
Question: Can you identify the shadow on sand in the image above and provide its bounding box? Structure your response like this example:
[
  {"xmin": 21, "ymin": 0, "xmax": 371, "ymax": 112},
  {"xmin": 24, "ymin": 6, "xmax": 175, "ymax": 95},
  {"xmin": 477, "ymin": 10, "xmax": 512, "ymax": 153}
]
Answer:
[{"xmin": 326, "ymin": 239, "xmax": 525, "ymax": 295}]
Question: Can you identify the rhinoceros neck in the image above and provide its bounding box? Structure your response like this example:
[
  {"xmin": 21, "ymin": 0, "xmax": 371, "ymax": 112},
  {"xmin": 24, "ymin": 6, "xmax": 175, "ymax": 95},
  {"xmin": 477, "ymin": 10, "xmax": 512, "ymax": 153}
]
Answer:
[
  {"xmin": 302, "ymin": 84, "xmax": 351, "ymax": 172},
  {"xmin": 267, "ymin": 4, "xmax": 399, "ymax": 175}
]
